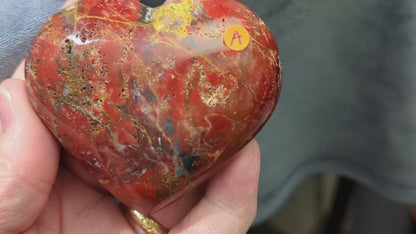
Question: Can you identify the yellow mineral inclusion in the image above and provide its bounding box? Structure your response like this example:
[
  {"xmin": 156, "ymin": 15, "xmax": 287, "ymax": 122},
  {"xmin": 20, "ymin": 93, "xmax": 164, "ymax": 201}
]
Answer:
[{"xmin": 151, "ymin": 0, "xmax": 197, "ymax": 37}]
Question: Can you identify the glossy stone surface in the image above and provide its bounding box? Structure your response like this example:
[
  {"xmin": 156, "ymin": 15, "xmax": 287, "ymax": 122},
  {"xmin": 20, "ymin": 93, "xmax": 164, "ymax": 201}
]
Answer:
[{"xmin": 26, "ymin": 0, "xmax": 281, "ymax": 214}]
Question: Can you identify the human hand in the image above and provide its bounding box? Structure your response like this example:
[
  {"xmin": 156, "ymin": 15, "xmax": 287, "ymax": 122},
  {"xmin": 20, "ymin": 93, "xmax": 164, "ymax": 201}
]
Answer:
[{"xmin": 0, "ymin": 76, "xmax": 260, "ymax": 234}]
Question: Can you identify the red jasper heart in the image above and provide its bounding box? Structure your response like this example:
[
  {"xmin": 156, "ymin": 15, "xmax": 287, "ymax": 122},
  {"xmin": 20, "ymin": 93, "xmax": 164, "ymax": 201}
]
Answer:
[{"xmin": 25, "ymin": 0, "xmax": 282, "ymax": 215}]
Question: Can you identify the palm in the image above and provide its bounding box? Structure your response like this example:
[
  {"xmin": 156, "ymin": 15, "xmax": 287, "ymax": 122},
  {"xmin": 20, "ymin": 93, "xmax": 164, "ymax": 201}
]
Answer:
[{"xmin": 23, "ymin": 166, "xmax": 135, "ymax": 233}]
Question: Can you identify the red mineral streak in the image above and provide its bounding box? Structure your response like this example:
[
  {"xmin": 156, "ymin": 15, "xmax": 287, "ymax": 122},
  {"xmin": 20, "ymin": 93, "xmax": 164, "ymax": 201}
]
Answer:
[{"xmin": 25, "ymin": 0, "xmax": 282, "ymax": 215}]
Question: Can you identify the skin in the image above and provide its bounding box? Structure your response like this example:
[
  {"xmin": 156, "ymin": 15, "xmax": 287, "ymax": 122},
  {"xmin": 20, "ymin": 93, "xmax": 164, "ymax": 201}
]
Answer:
[{"xmin": 0, "ymin": 7, "xmax": 261, "ymax": 232}]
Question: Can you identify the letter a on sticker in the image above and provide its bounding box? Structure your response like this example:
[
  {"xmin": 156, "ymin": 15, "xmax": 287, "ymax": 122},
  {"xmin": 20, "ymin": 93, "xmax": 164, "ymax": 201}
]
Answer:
[
  {"xmin": 231, "ymin": 31, "xmax": 242, "ymax": 46},
  {"xmin": 224, "ymin": 25, "xmax": 250, "ymax": 51}
]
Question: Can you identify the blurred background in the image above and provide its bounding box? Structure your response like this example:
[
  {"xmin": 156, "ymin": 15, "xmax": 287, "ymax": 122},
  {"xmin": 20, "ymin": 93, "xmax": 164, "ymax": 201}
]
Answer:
[
  {"xmin": 240, "ymin": 0, "xmax": 416, "ymax": 233},
  {"xmin": 249, "ymin": 175, "xmax": 414, "ymax": 233},
  {"xmin": 2, "ymin": 0, "xmax": 416, "ymax": 233}
]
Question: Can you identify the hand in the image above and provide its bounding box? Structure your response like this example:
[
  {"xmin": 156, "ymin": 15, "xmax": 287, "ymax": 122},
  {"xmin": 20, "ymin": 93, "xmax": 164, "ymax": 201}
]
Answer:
[{"xmin": 0, "ymin": 77, "xmax": 260, "ymax": 233}]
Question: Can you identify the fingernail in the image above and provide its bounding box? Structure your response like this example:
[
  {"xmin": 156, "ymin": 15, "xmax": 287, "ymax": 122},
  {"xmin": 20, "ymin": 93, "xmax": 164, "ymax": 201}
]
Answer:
[
  {"xmin": 0, "ymin": 87, "xmax": 13, "ymax": 133},
  {"xmin": 120, "ymin": 204, "xmax": 167, "ymax": 234}
]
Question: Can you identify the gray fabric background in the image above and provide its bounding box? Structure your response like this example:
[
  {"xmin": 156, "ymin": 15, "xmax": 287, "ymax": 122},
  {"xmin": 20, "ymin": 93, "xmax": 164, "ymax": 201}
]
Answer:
[{"xmin": 2, "ymin": 0, "xmax": 416, "ymax": 224}]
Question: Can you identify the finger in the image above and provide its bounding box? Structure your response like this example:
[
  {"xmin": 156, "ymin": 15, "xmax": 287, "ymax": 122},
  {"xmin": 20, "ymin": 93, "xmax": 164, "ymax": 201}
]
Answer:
[
  {"xmin": 170, "ymin": 140, "xmax": 261, "ymax": 234},
  {"xmin": 11, "ymin": 61, "xmax": 25, "ymax": 80},
  {"xmin": 0, "ymin": 78, "xmax": 60, "ymax": 233},
  {"xmin": 151, "ymin": 183, "xmax": 207, "ymax": 229}
]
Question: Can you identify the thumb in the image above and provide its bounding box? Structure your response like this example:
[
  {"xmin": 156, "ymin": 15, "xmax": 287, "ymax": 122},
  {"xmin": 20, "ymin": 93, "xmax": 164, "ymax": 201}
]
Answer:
[{"xmin": 0, "ymin": 78, "xmax": 60, "ymax": 233}]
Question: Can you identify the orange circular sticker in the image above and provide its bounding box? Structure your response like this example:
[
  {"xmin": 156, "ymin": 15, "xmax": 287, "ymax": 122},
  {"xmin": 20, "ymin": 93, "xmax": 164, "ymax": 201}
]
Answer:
[{"xmin": 224, "ymin": 25, "xmax": 250, "ymax": 51}]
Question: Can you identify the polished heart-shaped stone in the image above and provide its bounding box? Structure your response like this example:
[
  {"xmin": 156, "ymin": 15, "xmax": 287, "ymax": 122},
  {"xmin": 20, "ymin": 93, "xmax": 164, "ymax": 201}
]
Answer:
[{"xmin": 25, "ymin": 0, "xmax": 282, "ymax": 215}]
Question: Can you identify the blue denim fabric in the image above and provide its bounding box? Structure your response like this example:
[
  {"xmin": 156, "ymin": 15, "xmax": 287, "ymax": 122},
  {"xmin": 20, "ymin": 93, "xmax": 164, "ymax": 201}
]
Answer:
[
  {"xmin": 2, "ymin": 0, "xmax": 416, "ymax": 225},
  {"xmin": 0, "ymin": 0, "xmax": 65, "ymax": 79}
]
